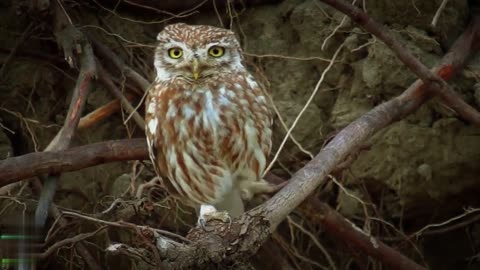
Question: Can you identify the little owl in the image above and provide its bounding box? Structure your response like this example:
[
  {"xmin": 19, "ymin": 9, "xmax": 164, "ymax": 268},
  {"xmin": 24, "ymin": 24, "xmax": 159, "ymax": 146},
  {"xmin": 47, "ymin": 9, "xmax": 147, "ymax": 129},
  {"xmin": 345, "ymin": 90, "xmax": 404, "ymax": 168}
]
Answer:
[{"xmin": 145, "ymin": 23, "xmax": 274, "ymax": 224}]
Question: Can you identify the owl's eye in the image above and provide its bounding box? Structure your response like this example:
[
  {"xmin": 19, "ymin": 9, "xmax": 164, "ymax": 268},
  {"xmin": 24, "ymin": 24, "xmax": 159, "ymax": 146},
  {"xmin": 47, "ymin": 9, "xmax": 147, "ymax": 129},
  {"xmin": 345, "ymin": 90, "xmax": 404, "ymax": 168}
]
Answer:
[
  {"xmin": 168, "ymin": 48, "xmax": 183, "ymax": 59},
  {"xmin": 208, "ymin": 46, "xmax": 225, "ymax": 57}
]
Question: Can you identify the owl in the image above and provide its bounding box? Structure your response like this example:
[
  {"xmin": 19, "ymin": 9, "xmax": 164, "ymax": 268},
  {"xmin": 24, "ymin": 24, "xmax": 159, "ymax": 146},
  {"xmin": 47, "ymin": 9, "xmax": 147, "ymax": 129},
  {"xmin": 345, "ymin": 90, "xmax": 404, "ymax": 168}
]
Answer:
[{"xmin": 145, "ymin": 23, "xmax": 274, "ymax": 224}]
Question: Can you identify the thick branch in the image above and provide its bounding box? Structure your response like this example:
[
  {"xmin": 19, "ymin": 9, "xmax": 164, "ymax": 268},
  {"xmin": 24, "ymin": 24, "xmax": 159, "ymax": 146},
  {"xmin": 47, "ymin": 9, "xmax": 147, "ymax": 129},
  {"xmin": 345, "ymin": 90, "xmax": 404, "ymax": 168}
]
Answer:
[
  {"xmin": 258, "ymin": 14, "xmax": 480, "ymax": 230},
  {"xmin": 0, "ymin": 139, "xmax": 147, "ymax": 186}
]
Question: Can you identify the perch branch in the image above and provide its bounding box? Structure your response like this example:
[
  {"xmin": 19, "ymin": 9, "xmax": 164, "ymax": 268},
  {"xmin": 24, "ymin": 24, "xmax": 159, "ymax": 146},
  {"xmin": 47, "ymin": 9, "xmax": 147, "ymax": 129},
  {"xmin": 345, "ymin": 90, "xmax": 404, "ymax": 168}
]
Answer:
[{"xmin": 318, "ymin": 0, "xmax": 480, "ymax": 126}]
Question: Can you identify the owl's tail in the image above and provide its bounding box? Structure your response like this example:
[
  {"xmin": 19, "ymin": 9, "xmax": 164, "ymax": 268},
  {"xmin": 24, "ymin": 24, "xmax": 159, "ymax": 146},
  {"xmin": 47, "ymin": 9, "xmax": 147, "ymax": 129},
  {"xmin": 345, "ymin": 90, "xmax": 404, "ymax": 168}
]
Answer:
[{"xmin": 213, "ymin": 187, "xmax": 245, "ymax": 217}]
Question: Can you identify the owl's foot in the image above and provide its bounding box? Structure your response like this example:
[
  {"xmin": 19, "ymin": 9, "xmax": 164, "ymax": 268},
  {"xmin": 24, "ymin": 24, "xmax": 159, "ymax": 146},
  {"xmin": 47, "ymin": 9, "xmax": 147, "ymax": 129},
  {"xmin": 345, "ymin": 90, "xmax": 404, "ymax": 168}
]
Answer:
[
  {"xmin": 197, "ymin": 204, "xmax": 232, "ymax": 230},
  {"xmin": 240, "ymin": 179, "xmax": 283, "ymax": 201}
]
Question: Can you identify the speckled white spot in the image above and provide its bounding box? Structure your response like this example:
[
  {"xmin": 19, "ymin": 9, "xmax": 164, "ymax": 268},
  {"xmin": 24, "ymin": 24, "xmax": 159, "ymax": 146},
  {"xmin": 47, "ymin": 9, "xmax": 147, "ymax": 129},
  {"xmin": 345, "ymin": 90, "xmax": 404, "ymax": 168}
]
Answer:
[
  {"xmin": 255, "ymin": 95, "xmax": 266, "ymax": 104},
  {"xmin": 165, "ymin": 149, "xmax": 183, "ymax": 193},
  {"xmin": 147, "ymin": 101, "xmax": 156, "ymax": 114},
  {"xmin": 219, "ymin": 86, "xmax": 226, "ymax": 95},
  {"xmin": 167, "ymin": 104, "xmax": 177, "ymax": 119},
  {"xmin": 202, "ymin": 90, "xmax": 220, "ymax": 129},
  {"xmin": 148, "ymin": 118, "xmax": 158, "ymax": 134},
  {"xmin": 106, "ymin": 243, "xmax": 123, "ymax": 252},
  {"xmin": 218, "ymin": 95, "xmax": 230, "ymax": 106},
  {"xmin": 182, "ymin": 105, "xmax": 195, "ymax": 119},
  {"xmin": 227, "ymin": 90, "xmax": 236, "ymax": 98},
  {"xmin": 246, "ymin": 76, "xmax": 258, "ymax": 89},
  {"xmin": 239, "ymin": 99, "xmax": 249, "ymax": 106},
  {"xmin": 244, "ymin": 119, "xmax": 267, "ymax": 175}
]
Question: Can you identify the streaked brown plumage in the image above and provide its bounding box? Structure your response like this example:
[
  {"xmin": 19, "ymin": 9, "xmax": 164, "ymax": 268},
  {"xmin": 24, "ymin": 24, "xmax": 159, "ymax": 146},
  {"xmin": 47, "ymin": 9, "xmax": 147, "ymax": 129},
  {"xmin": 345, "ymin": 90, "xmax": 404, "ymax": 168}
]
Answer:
[{"xmin": 145, "ymin": 23, "xmax": 273, "ymax": 218}]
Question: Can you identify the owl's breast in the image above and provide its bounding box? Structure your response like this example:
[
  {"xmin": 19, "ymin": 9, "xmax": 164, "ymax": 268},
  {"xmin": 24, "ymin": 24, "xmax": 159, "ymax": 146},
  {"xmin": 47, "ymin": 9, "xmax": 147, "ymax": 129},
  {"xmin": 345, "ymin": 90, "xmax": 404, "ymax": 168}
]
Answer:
[{"xmin": 145, "ymin": 75, "xmax": 271, "ymax": 204}]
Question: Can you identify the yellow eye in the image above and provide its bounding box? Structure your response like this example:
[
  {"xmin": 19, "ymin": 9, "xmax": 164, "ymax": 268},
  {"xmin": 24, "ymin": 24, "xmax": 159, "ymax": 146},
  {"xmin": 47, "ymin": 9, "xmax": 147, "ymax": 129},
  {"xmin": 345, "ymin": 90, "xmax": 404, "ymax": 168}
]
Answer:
[
  {"xmin": 208, "ymin": 46, "xmax": 225, "ymax": 57},
  {"xmin": 168, "ymin": 48, "xmax": 183, "ymax": 59}
]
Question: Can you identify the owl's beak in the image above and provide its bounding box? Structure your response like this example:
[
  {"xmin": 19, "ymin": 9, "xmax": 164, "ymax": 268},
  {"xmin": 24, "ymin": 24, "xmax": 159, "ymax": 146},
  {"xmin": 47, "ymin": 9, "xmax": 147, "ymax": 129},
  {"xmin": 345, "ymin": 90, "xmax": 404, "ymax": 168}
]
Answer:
[{"xmin": 192, "ymin": 58, "xmax": 200, "ymax": 80}]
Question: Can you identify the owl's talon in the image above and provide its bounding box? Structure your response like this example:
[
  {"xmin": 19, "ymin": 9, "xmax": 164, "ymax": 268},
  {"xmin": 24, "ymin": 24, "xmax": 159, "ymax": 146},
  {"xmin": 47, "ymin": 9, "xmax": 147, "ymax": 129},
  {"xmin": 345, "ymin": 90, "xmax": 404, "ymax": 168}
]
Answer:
[{"xmin": 198, "ymin": 204, "xmax": 231, "ymax": 228}]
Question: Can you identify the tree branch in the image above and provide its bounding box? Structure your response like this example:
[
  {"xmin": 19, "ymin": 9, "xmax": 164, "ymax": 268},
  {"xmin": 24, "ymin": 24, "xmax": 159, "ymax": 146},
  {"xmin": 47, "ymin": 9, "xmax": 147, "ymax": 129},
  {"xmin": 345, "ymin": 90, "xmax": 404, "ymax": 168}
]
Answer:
[
  {"xmin": 318, "ymin": 0, "xmax": 480, "ymax": 126},
  {"xmin": 0, "ymin": 139, "xmax": 146, "ymax": 186}
]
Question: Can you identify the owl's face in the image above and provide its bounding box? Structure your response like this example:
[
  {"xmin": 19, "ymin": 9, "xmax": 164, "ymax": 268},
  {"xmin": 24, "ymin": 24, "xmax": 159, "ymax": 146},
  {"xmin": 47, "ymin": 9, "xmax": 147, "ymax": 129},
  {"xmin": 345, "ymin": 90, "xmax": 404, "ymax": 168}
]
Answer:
[{"xmin": 154, "ymin": 23, "xmax": 245, "ymax": 82}]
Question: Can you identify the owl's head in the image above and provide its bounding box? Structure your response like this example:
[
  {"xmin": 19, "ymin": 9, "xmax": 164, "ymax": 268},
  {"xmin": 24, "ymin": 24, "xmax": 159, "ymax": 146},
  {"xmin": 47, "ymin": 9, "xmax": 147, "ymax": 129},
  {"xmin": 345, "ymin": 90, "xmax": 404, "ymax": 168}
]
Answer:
[{"xmin": 154, "ymin": 23, "xmax": 245, "ymax": 82}]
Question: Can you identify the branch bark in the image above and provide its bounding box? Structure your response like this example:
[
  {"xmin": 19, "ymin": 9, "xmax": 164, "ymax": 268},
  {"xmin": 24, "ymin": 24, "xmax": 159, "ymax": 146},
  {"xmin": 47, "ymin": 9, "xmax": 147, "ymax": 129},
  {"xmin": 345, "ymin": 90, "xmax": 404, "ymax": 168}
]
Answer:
[{"xmin": 0, "ymin": 139, "xmax": 146, "ymax": 186}]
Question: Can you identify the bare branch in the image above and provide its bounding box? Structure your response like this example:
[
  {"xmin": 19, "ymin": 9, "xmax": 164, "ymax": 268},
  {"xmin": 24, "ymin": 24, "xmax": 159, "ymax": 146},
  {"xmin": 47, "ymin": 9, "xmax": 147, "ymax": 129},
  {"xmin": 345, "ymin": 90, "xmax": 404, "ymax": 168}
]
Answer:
[
  {"xmin": 0, "ymin": 139, "xmax": 147, "ymax": 186},
  {"xmin": 39, "ymin": 226, "xmax": 108, "ymax": 260},
  {"xmin": 300, "ymin": 198, "xmax": 426, "ymax": 270}
]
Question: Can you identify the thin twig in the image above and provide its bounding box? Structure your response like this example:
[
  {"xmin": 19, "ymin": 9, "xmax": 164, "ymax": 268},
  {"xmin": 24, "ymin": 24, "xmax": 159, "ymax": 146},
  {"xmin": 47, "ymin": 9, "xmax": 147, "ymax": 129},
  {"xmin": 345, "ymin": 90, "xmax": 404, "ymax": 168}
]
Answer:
[
  {"xmin": 62, "ymin": 210, "xmax": 191, "ymax": 243},
  {"xmin": 89, "ymin": 35, "xmax": 150, "ymax": 91},
  {"xmin": 265, "ymin": 42, "xmax": 345, "ymax": 174},
  {"xmin": 40, "ymin": 226, "xmax": 108, "ymax": 259},
  {"xmin": 96, "ymin": 61, "xmax": 145, "ymax": 130},
  {"xmin": 431, "ymin": 0, "xmax": 449, "ymax": 27}
]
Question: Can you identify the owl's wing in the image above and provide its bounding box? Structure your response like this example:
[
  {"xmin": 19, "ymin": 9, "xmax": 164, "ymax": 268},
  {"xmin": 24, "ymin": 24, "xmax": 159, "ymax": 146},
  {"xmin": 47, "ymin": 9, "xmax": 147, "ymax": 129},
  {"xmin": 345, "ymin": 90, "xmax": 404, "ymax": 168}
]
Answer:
[
  {"xmin": 217, "ymin": 74, "xmax": 273, "ymax": 181},
  {"xmin": 145, "ymin": 83, "xmax": 168, "ymax": 180}
]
